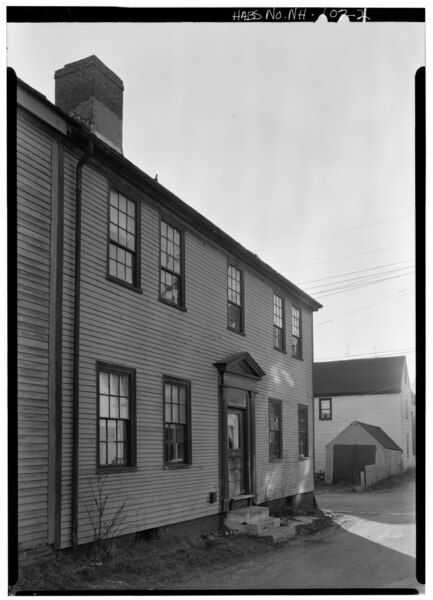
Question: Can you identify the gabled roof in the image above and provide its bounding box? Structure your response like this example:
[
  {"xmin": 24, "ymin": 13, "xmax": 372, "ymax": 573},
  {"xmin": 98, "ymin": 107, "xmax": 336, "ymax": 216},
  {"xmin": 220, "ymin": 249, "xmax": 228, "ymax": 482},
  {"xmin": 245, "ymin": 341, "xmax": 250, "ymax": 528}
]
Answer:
[
  {"xmin": 355, "ymin": 421, "xmax": 402, "ymax": 452},
  {"xmin": 313, "ymin": 356, "xmax": 406, "ymax": 396}
]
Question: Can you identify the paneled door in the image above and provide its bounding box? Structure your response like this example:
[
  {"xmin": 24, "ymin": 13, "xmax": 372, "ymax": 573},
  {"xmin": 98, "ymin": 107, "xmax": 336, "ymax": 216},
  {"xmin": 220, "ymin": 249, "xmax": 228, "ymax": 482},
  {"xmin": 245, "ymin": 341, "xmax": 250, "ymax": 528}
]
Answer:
[{"xmin": 227, "ymin": 408, "xmax": 247, "ymax": 497}]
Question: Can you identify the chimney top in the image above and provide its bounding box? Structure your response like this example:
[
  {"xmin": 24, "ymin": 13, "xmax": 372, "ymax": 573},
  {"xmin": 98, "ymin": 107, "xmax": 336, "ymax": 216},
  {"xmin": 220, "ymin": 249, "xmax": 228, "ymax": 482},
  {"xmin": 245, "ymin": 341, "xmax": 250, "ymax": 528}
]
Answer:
[{"xmin": 55, "ymin": 55, "xmax": 124, "ymax": 153}]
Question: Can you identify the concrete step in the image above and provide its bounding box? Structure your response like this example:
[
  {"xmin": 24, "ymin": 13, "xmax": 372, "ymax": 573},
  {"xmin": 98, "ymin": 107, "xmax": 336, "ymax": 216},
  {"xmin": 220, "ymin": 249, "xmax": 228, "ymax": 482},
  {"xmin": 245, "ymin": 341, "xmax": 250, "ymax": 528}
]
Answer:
[
  {"xmin": 225, "ymin": 505, "xmax": 269, "ymax": 526},
  {"xmin": 226, "ymin": 514, "xmax": 280, "ymax": 536},
  {"xmin": 225, "ymin": 507, "xmax": 319, "ymax": 541},
  {"xmin": 247, "ymin": 516, "xmax": 281, "ymax": 536}
]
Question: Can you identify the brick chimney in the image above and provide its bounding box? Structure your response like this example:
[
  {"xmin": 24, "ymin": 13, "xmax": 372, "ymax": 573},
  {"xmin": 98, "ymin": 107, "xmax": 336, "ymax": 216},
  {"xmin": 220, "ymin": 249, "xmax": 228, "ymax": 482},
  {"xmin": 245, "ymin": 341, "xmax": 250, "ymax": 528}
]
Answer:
[{"xmin": 55, "ymin": 55, "xmax": 124, "ymax": 153}]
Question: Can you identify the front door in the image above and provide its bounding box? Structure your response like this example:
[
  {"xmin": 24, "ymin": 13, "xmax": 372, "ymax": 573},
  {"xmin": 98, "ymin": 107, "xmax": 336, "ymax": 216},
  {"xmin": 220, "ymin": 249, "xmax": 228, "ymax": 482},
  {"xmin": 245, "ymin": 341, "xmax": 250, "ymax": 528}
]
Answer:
[{"xmin": 227, "ymin": 408, "xmax": 247, "ymax": 497}]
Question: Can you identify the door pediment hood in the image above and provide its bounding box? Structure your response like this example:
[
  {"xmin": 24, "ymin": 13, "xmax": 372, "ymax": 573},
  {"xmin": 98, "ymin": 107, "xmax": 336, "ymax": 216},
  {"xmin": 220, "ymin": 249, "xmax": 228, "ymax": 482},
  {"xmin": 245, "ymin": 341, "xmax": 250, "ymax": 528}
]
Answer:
[{"xmin": 214, "ymin": 352, "xmax": 266, "ymax": 380}]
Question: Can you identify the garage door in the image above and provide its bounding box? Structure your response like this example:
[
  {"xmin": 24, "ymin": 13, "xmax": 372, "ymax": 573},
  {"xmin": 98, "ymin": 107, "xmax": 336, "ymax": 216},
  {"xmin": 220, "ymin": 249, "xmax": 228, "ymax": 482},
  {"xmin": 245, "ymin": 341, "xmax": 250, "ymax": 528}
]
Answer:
[{"xmin": 333, "ymin": 444, "xmax": 376, "ymax": 484}]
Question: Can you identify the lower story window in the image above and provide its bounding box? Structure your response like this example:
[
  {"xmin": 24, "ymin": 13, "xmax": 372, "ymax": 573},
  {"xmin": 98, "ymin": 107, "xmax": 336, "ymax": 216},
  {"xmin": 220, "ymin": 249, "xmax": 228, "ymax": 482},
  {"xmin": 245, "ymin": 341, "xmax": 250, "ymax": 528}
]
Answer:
[
  {"xmin": 298, "ymin": 404, "xmax": 308, "ymax": 458},
  {"xmin": 164, "ymin": 377, "xmax": 191, "ymax": 466},
  {"xmin": 97, "ymin": 363, "xmax": 136, "ymax": 468},
  {"xmin": 269, "ymin": 400, "xmax": 282, "ymax": 459}
]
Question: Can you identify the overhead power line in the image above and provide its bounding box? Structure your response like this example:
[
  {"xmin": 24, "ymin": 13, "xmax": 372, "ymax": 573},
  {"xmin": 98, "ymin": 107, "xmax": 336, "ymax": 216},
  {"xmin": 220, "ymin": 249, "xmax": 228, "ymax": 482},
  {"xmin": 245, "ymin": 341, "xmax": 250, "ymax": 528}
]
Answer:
[
  {"xmin": 310, "ymin": 271, "xmax": 414, "ymax": 299},
  {"xmin": 314, "ymin": 287, "xmax": 414, "ymax": 327},
  {"xmin": 282, "ymin": 241, "xmax": 415, "ymax": 273},
  {"xmin": 306, "ymin": 267, "xmax": 415, "ymax": 297},
  {"xmin": 299, "ymin": 259, "xmax": 414, "ymax": 286},
  {"xmin": 305, "ymin": 264, "xmax": 414, "ymax": 293},
  {"xmin": 259, "ymin": 213, "xmax": 414, "ymax": 252}
]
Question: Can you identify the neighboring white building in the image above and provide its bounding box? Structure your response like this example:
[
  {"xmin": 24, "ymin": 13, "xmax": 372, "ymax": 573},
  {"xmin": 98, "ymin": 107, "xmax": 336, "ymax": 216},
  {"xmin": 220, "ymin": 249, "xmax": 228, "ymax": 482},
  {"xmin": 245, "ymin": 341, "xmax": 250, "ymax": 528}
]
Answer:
[
  {"xmin": 324, "ymin": 420, "xmax": 403, "ymax": 485},
  {"xmin": 313, "ymin": 356, "xmax": 415, "ymax": 474}
]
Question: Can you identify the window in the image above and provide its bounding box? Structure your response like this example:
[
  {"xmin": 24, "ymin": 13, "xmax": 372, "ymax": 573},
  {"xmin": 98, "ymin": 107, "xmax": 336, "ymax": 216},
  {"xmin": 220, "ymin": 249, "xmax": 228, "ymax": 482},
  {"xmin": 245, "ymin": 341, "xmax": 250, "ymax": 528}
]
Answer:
[
  {"xmin": 160, "ymin": 220, "xmax": 184, "ymax": 307},
  {"xmin": 269, "ymin": 400, "xmax": 282, "ymax": 460},
  {"xmin": 273, "ymin": 293, "xmax": 285, "ymax": 351},
  {"xmin": 319, "ymin": 398, "xmax": 332, "ymax": 420},
  {"xmin": 298, "ymin": 404, "xmax": 308, "ymax": 458},
  {"xmin": 108, "ymin": 190, "xmax": 137, "ymax": 286},
  {"xmin": 292, "ymin": 306, "xmax": 302, "ymax": 359},
  {"xmin": 164, "ymin": 377, "xmax": 191, "ymax": 466},
  {"xmin": 97, "ymin": 363, "xmax": 136, "ymax": 468},
  {"xmin": 227, "ymin": 265, "xmax": 244, "ymax": 332}
]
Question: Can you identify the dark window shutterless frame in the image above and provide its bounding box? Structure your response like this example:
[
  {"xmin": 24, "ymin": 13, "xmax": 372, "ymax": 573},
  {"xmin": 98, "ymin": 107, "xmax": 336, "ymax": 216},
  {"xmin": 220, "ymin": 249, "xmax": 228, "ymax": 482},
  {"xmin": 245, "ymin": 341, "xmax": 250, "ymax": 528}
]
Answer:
[
  {"xmin": 159, "ymin": 219, "xmax": 186, "ymax": 309},
  {"xmin": 319, "ymin": 397, "xmax": 332, "ymax": 420},
  {"xmin": 269, "ymin": 399, "xmax": 282, "ymax": 460},
  {"xmin": 273, "ymin": 293, "xmax": 285, "ymax": 352},
  {"xmin": 96, "ymin": 362, "xmax": 136, "ymax": 470},
  {"xmin": 227, "ymin": 264, "xmax": 244, "ymax": 333},
  {"xmin": 298, "ymin": 404, "xmax": 308, "ymax": 458},
  {"xmin": 292, "ymin": 305, "xmax": 302, "ymax": 359},
  {"xmin": 163, "ymin": 376, "xmax": 192, "ymax": 468},
  {"xmin": 107, "ymin": 188, "xmax": 141, "ymax": 291}
]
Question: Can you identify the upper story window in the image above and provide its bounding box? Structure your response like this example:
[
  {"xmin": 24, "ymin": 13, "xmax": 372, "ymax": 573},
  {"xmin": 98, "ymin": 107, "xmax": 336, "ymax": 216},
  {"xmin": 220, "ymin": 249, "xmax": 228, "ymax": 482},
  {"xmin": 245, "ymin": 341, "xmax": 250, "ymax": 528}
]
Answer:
[
  {"xmin": 164, "ymin": 377, "xmax": 191, "ymax": 467},
  {"xmin": 160, "ymin": 220, "xmax": 184, "ymax": 307},
  {"xmin": 292, "ymin": 306, "xmax": 302, "ymax": 359},
  {"xmin": 273, "ymin": 293, "xmax": 285, "ymax": 352},
  {"xmin": 319, "ymin": 397, "xmax": 332, "ymax": 420},
  {"xmin": 269, "ymin": 399, "xmax": 282, "ymax": 460},
  {"xmin": 97, "ymin": 362, "xmax": 136, "ymax": 468},
  {"xmin": 109, "ymin": 190, "xmax": 138, "ymax": 286},
  {"xmin": 298, "ymin": 404, "xmax": 309, "ymax": 458},
  {"xmin": 227, "ymin": 265, "xmax": 244, "ymax": 333}
]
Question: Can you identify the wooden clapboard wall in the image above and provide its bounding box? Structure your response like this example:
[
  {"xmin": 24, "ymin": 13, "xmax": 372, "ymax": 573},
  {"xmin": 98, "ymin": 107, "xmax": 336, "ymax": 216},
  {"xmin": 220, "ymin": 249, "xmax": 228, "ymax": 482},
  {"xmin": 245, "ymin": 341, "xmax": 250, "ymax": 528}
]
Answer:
[{"xmin": 17, "ymin": 110, "xmax": 53, "ymax": 549}]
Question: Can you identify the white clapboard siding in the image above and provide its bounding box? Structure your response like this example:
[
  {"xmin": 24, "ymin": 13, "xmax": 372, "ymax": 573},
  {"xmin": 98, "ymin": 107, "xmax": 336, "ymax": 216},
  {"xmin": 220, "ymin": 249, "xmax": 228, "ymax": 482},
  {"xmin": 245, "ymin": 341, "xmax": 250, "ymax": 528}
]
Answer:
[
  {"xmin": 17, "ymin": 113, "xmax": 52, "ymax": 549},
  {"xmin": 314, "ymin": 394, "xmax": 405, "ymax": 473},
  {"xmin": 52, "ymin": 153, "xmax": 317, "ymax": 547}
]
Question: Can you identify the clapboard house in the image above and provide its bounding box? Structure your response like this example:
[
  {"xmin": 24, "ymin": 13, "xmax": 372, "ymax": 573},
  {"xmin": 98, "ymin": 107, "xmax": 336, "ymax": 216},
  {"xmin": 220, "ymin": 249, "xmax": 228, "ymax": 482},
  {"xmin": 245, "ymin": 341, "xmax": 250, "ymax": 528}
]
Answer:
[
  {"xmin": 313, "ymin": 356, "xmax": 415, "ymax": 476},
  {"xmin": 15, "ymin": 56, "xmax": 322, "ymax": 556}
]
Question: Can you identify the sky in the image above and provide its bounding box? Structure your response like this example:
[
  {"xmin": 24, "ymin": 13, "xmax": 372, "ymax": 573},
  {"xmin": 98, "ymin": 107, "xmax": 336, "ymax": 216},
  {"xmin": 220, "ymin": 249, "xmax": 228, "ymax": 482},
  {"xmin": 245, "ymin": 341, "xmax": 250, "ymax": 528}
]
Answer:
[{"xmin": 7, "ymin": 12, "xmax": 424, "ymax": 388}]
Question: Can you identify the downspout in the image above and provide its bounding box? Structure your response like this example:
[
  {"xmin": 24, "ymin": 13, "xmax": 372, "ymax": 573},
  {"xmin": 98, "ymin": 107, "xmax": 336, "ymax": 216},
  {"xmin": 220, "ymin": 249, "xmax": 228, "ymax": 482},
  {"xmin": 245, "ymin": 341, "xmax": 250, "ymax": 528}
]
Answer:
[
  {"xmin": 311, "ymin": 314, "xmax": 317, "ymax": 508},
  {"xmin": 72, "ymin": 141, "xmax": 94, "ymax": 548},
  {"xmin": 217, "ymin": 368, "xmax": 225, "ymax": 531}
]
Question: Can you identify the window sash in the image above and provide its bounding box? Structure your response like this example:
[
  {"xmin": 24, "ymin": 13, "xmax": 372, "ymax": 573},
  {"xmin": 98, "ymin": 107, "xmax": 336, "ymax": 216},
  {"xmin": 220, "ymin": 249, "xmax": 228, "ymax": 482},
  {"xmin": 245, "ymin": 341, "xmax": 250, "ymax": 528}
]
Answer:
[
  {"xmin": 319, "ymin": 398, "xmax": 332, "ymax": 420},
  {"xmin": 98, "ymin": 368, "xmax": 133, "ymax": 467},
  {"xmin": 273, "ymin": 294, "xmax": 285, "ymax": 351},
  {"xmin": 298, "ymin": 405, "xmax": 308, "ymax": 457},
  {"xmin": 228, "ymin": 266, "xmax": 243, "ymax": 331},
  {"xmin": 109, "ymin": 190, "xmax": 137, "ymax": 284},
  {"xmin": 269, "ymin": 400, "xmax": 282, "ymax": 459},
  {"xmin": 164, "ymin": 380, "xmax": 190, "ymax": 465},
  {"xmin": 160, "ymin": 221, "xmax": 183, "ymax": 305},
  {"xmin": 292, "ymin": 307, "xmax": 302, "ymax": 358}
]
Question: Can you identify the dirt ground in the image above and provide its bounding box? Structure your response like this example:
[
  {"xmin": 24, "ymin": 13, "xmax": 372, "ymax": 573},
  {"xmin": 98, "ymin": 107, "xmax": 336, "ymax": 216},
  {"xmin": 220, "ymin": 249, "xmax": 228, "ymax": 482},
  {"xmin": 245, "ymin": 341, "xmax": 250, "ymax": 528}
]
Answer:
[{"xmin": 11, "ymin": 515, "xmax": 333, "ymax": 593}]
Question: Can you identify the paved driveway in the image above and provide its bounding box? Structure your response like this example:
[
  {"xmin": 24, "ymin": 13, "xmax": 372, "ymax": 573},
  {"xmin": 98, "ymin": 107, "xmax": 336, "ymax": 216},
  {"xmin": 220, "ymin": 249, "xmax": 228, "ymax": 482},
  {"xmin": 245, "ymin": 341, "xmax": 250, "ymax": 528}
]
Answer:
[
  {"xmin": 167, "ymin": 477, "xmax": 421, "ymax": 591},
  {"xmin": 315, "ymin": 478, "xmax": 417, "ymax": 558}
]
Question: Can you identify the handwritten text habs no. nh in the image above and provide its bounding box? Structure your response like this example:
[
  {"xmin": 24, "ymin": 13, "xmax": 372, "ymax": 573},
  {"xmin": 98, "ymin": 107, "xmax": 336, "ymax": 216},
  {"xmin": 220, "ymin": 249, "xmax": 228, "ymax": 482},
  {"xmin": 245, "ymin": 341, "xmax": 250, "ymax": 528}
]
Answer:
[{"xmin": 232, "ymin": 8, "xmax": 369, "ymax": 22}]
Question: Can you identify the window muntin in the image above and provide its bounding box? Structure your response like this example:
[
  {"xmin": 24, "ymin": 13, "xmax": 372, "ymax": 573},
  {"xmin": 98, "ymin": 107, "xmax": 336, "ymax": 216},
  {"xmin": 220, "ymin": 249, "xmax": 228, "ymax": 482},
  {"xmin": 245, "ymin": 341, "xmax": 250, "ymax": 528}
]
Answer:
[
  {"xmin": 109, "ymin": 190, "xmax": 136, "ymax": 285},
  {"xmin": 319, "ymin": 398, "xmax": 332, "ymax": 420},
  {"xmin": 227, "ymin": 265, "xmax": 243, "ymax": 332},
  {"xmin": 269, "ymin": 400, "xmax": 282, "ymax": 460},
  {"xmin": 292, "ymin": 306, "xmax": 302, "ymax": 358},
  {"xmin": 98, "ymin": 365, "xmax": 134, "ymax": 467},
  {"xmin": 273, "ymin": 293, "xmax": 285, "ymax": 351},
  {"xmin": 160, "ymin": 221, "xmax": 183, "ymax": 306},
  {"xmin": 164, "ymin": 378, "xmax": 191, "ymax": 466},
  {"xmin": 298, "ymin": 404, "xmax": 308, "ymax": 458}
]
